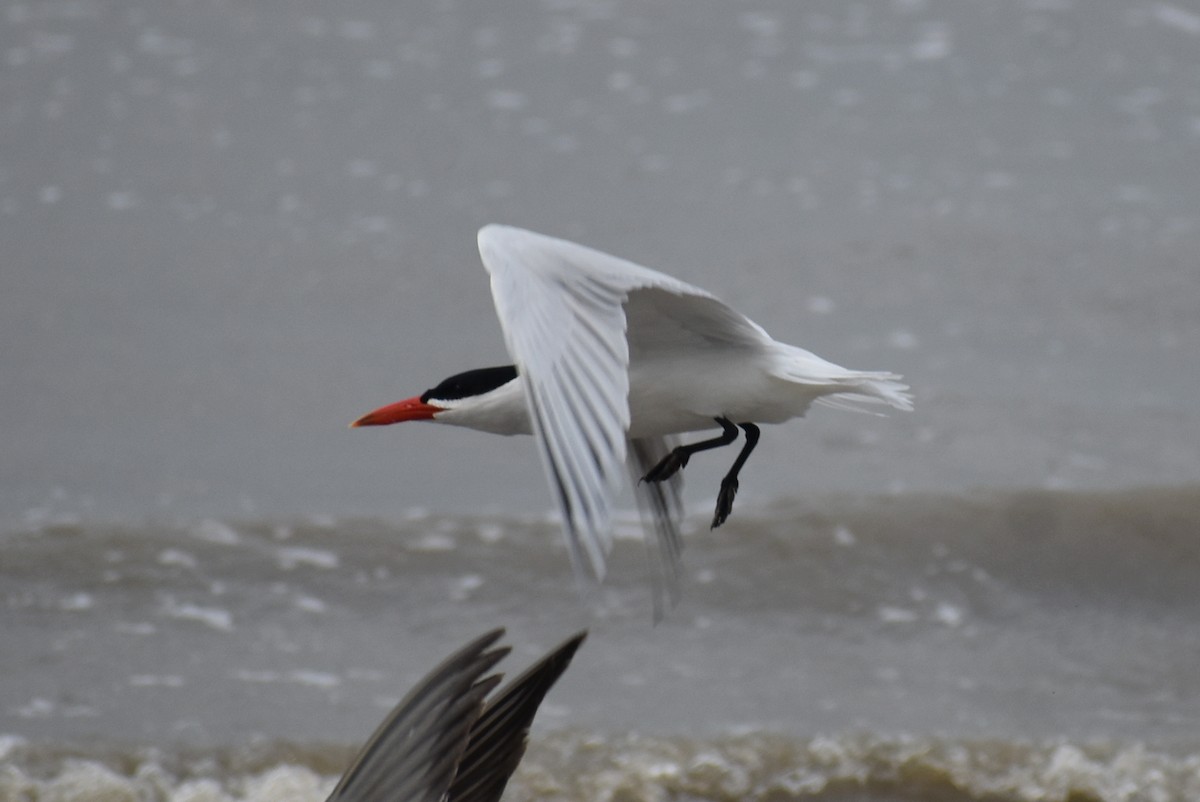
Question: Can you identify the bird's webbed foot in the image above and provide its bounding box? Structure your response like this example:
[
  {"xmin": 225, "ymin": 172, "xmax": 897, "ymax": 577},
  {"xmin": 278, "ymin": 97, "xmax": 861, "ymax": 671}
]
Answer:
[
  {"xmin": 711, "ymin": 476, "xmax": 739, "ymax": 529},
  {"xmin": 641, "ymin": 449, "xmax": 690, "ymax": 483}
]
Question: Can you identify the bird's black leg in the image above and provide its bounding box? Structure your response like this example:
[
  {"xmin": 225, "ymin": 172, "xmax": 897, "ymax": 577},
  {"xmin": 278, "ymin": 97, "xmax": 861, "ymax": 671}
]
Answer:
[
  {"xmin": 712, "ymin": 423, "xmax": 760, "ymax": 529},
  {"xmin": 641, "ymin": 417, "xmax": 739, "ymax": 483}
]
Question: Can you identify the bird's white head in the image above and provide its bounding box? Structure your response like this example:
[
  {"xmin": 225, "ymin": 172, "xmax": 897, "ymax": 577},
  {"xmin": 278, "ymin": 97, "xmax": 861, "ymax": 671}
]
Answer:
[{"xmin": 351, "ymin": 365, "xmax": 527, "ymax": 434}]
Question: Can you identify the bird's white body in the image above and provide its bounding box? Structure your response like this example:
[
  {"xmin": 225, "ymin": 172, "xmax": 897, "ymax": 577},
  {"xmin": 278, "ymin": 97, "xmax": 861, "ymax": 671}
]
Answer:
[
  {"xmin": 356, "ymin": 224, "xmax": 911, "ymax": 617},
  {"xmin": 431, "ymin": 232, "xmax": 912, "ymax": 440},
  {"xmin": 433, "ymin": 344, "xmax": 885, "ymax": 438}
]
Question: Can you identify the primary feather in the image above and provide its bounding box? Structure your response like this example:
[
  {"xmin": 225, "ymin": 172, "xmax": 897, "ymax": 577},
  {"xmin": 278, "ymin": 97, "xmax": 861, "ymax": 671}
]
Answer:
[{"xmin": 327, "ymin": 628, "xmax": 585, "ymax": 802}]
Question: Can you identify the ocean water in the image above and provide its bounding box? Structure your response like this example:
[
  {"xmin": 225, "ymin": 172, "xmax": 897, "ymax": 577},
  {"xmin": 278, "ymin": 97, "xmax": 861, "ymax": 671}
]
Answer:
[
  {"xmin": 3, "ymin": 0, "xmax": 1199, "ymax": 800},
  {"xmin": 4, "ymin": 487, "xmax": 1200, "ymax": 800}
]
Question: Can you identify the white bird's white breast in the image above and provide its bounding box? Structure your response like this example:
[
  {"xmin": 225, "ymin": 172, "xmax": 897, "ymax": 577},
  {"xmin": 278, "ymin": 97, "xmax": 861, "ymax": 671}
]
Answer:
[{"xmin": 625, "ymin": 349, "xmax": 816, "ymax": 437}]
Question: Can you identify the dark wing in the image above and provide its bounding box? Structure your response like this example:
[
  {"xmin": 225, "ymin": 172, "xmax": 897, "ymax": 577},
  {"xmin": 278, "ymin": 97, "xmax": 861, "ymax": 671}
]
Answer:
[
  {"xmin": 326, "ymin": 630, "xmax": 509, "ymax": 802},
  {"xmin": 447, "ymin": 631, "xmax": 587, "ymax": 802}
]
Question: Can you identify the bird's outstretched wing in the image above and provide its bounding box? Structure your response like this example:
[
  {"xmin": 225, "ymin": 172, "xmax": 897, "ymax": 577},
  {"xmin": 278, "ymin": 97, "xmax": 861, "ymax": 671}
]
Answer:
[
  {"xmin": 478, "ymin": 224, "xmax": 765, "ymax": 586},
  {"xmin": 326, "ymin": 629, "xmax": 585, "ymax": 802},
  {"xmin": 326, "ymin": 629, "xmax": 508, "ymax": 802},
  {"xmin": 447, "ymin": 631, "xmax": 587, "ymax": 802}
]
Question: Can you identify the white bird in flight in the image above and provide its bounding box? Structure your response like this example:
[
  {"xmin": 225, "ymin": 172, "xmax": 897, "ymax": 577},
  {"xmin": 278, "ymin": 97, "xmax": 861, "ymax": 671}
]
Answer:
[
  {"xmin": 326, "ymin": 627, "xmax": 585, "ymax": 802},
  {"xmin": 353, "ymin": 225, "xmax": 911, "ymax": 618}
]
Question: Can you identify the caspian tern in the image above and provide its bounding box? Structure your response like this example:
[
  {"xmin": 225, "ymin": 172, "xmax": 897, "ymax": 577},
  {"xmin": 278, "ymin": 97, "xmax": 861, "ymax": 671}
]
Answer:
[
  {"xmin": 353, "ymin": 225, "xmax": 911, "ymax": 617},
  {"xmin": 326, "ymin": 628, "xmax": 585, "ymax": 802}
]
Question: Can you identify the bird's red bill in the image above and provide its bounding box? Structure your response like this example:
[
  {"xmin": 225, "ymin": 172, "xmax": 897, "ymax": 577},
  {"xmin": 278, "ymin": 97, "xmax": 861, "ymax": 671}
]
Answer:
[{"xmin": 350, "ymin": 396, "xmax": 441, "ymax": 427}]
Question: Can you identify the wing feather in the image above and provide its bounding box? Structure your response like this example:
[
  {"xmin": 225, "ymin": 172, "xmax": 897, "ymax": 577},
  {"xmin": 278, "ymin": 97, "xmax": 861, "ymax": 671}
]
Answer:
[
  {"xmin": 328, "ymin": 629, "xmax": 585, "ymax": 802},
  {"xmin": 326, "ymin": 630, "xmax": 508, "ymax": 802},
  {"xmin": 478, "ymin": 225, "xmax": 774, "ymax": 586},
  {"xmin": 479, "ymin": 226, "xmax": 712, "ymax": 582},
  {"xmin": 527, "ymin": 387, "xmax": 611, "ymax": 576},
  {"xmin": 627, "ymin": 437, "xmax": 685, "ymax": 622},
  {"xmin": 447, "ymin": 631, "xmax": 586, "ymax": 802}
]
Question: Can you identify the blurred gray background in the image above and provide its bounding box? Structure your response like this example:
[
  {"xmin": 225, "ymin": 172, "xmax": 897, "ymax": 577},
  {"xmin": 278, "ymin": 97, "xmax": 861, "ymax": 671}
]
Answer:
[{"xmin": 4, "ymin": 0, "xmax": 1198, "ymax": 528}]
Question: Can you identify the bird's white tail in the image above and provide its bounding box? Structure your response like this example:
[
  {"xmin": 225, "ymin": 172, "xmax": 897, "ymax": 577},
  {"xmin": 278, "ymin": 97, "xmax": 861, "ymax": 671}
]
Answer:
[
  {"xmin": 771, "ymin": 343, "xmax": 913, "ymax": 415},
  {"xmin": 814, "ymin": 371, "xmax": 913, "ymax": 415}
]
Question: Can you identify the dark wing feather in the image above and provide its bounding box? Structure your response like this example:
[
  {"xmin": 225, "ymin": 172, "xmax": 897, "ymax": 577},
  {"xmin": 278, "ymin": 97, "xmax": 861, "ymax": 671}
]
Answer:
[
  {"xmin": 447, "ymin": 631, "xmax": 588, "ymax": 802},
  {"xmin": 326, "ymin": 630, "xmax": 508, "ymax": 802}
]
